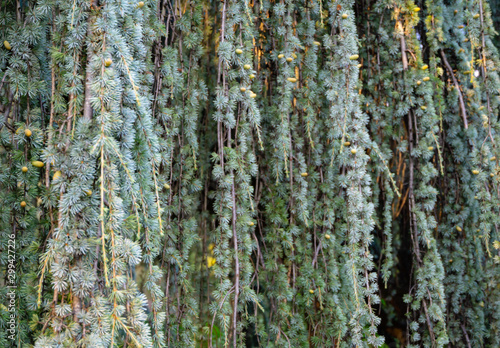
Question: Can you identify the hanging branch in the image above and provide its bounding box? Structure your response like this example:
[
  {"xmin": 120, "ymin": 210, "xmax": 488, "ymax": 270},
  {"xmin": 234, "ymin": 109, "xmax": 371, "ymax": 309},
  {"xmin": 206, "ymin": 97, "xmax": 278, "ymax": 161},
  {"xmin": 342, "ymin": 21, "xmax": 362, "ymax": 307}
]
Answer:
[{"xmin": 440, "ymin": 49, "xmax": 468, "ymax": 130}]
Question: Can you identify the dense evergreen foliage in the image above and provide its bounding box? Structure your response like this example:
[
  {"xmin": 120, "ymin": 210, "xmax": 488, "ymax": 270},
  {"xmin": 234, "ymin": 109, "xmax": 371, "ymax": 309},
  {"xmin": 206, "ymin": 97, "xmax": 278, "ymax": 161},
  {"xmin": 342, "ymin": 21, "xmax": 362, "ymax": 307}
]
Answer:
[{"xmin": 1, "ymin": 0, "xmax": 499, "ymax": 346}]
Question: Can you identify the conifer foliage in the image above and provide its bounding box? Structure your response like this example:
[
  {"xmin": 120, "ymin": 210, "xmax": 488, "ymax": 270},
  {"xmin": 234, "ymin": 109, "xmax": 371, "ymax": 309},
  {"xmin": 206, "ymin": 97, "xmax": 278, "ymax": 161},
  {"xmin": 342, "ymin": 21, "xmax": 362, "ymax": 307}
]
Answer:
[{"xmin": 0, "ymin": 0, "xmax": 499, "ymax": 345}]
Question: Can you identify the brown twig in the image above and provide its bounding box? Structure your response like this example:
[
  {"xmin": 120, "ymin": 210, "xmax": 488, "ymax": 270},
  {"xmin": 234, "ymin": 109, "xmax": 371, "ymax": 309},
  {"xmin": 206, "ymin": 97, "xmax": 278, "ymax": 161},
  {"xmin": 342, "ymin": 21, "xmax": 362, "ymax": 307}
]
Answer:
[{"xmin": 440, "ymin": 49, "xmax": 468, "ymax": 130}]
